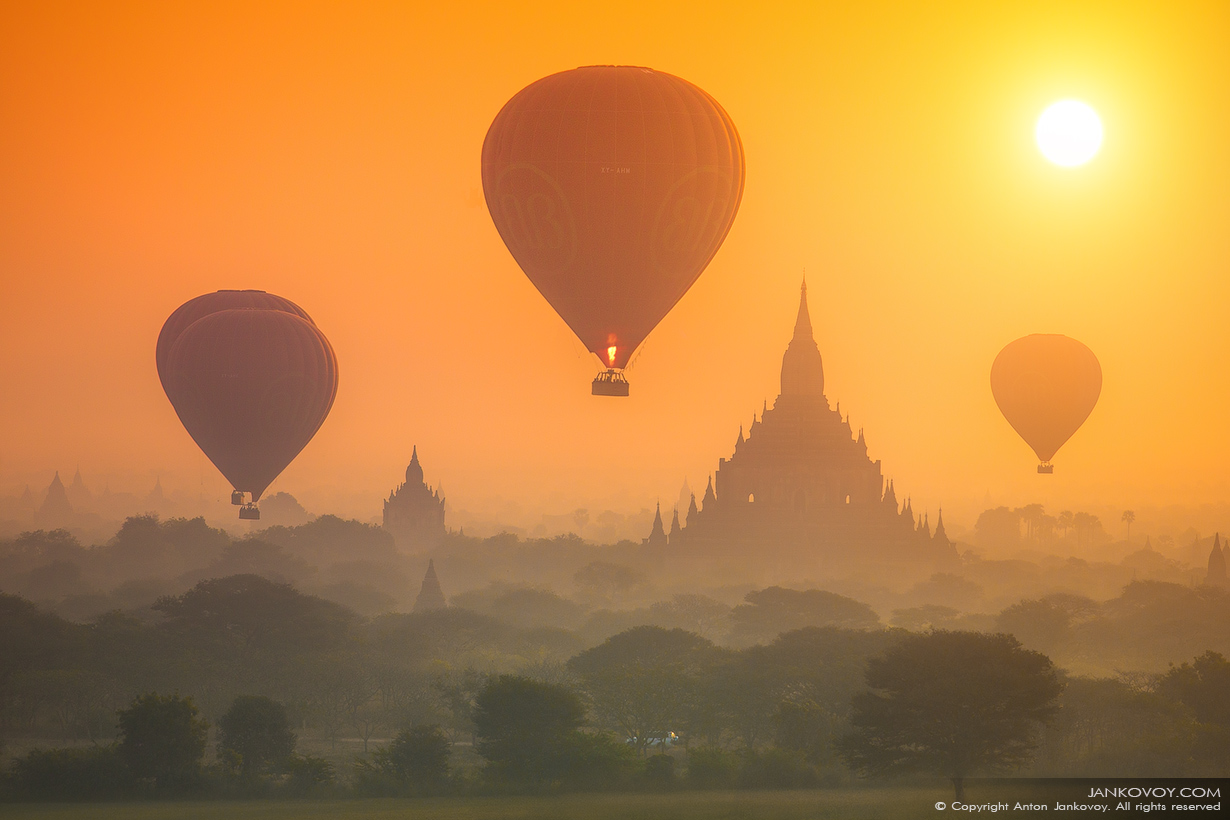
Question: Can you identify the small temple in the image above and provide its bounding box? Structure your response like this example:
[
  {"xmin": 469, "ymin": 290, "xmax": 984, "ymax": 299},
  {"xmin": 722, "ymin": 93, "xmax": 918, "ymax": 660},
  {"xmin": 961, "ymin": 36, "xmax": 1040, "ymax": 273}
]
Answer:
[
  {"xmin": 35, "ymin": 471, "xmax": 73, "ymax": 528},
  {"xmin": 383, "ymin": 447, "xmax": 446, "ymax": 551},
  {"xmin": 413, "ymin": 559, "xmax": 448, "ymax": 612},
  {"xmin": 1206, "ymin": 534, "xmax": 1227, "ymax": 587}
]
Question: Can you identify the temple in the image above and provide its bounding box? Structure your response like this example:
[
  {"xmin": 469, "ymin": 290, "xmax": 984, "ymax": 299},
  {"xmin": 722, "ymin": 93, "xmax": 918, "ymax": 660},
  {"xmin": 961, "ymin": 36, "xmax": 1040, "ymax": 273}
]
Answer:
[
  {"xmin": 35, "ymin": 471, "xmax": 73, "ymax": 528},
  {"xmin": 659, "ymin": 281, "xmax": 958, "ymax": 573},
  {"xmin": 413, "ymin": 558, "xmax": 448, "ymax": 612},
  {"xmin": 1206, "ymin": 534, "xmax": 1227, "ymax": 587},
  {"xmin": 383, "ymin": 447, "xmax": 446, "ymax": 551}
]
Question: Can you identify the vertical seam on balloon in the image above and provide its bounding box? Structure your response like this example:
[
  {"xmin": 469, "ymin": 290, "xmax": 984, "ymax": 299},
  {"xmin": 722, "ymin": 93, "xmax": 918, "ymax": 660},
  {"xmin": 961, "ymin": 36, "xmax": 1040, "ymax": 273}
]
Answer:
[{"xmin": 582, "ymin": 71, "xmax": 602, "ymax": 317}]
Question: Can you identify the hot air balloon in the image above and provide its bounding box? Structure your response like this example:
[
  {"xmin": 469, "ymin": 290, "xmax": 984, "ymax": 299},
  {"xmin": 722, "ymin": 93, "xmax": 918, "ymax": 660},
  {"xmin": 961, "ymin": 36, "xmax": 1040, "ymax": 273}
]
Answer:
[
  {"xmin": 990, "ymin": 334, "xmax": 1101, "ymax": 473},
  {"xmin": 156, "ymin": 289, "xmax": 312, "ymax": 394},
  {"xmin": 161, "ymin": 307, "xmax": 338, "ymax": 519},
  {"xmin": 481, "ymin": 65, "xmax": 745, "ymax": 396}
]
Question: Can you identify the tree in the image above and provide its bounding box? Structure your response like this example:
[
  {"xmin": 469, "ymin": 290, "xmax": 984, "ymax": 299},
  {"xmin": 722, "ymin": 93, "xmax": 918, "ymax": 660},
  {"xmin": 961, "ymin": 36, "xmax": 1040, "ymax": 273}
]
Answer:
[
  {"xmin": 647, "ymin": 594, "xmax": 731, "ymax": 640},
  {"xmin": 727, "ymin": 587, "xmax": 880, "ymax": 646},
  {"xmin": 473, "ymin": 675, "xmax": 585, "ymax": 786},
  {"xmin": 1057, "ymin": 510, "xmax": 1075, "ymax": 539},
  {"xmin": 707, "ymin": 627, "xmax": 897, "ymax": 756},
  {"xmin": 1122, "ymin": 510, "xmax": 1136, "ymax": 541},
  {"xmin": 117, "ymin": 692, "xmax": 209, "ymax": 792},
  {"xmin": 995, "ymin": 594, "xmax": 1099, "ymax": 657},
  {"xmin": 1072, "ymin": 512, "xmax": 1105, "ymax": 547},
  {"xmin": 974, "ymin": 507, "xmax": 1022, "ymax": 549},
  {"xmin": 355, "ymin": 724, "xmax": 451, "ymax": 795},
  {"xmin": 216, "ymin": 695, "xmax": 296, "ymax": 778},
  {"xmin": 573, "ymin": 561, "xmax": 647, "ymax": 600},
  {"xmin": 153, "ymin": 574, "xmax": 360, "ymax": 713},
  {"xmin": 1158, "ymin": 650, "xmax": 1230, "ymax": 767},
  {"xmin": 567, "ymin": 626, "xmax": 715, "ymax": 754},
  {"xmin": 1035, "ymin": 676, "xmax": 1197, "ymax": 776},
  {"xmin": 838, "ymin": 631, "xmax": 1062, "ymax": 801}
]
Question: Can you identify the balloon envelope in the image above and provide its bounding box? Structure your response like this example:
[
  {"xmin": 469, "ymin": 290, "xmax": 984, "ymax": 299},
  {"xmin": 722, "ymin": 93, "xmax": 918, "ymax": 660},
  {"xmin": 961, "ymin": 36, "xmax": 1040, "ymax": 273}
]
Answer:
[
  {"xmin": 162, "ymin": 308, "xmax": 338, "ymax": 500},
  {"xmin": 990, "ymin": 334, "xmax": 1101, "ymax": 466},
  {"xmin": 156, "ymin": 290, "xmax": 312, "ymax": 394},
  {"xmin": 481, "ymin": 65, "xmax": 745, "ymax": 370}
]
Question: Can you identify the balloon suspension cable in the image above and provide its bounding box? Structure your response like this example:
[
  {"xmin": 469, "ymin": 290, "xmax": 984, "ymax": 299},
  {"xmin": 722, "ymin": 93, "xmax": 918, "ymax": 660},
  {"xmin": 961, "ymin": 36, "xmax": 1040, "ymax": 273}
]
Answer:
[{"xmin": 625, "ymin": 338, "xmax": 648, "ymax": 372}]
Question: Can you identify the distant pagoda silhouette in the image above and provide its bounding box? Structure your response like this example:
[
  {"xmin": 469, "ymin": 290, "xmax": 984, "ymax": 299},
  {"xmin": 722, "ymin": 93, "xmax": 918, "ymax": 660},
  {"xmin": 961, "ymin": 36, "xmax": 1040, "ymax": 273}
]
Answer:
[
  {"xmin": 383, "ymin": 447, "xmax": 446, "ymax": 551},
  {"xmin": 36, "ymin": 471, "xmax": 73, "ymax": 528},
  {"xmin": 67, "ymin": 467, "xmax": 93, "ymax": 509},
  {"xmin": 413, "ymin": 559, "xmax": 448, "ymax": 612},
  {"xmin": 657, "ymin": 281, "xmax": 957, "ymax": 570},
  {"xmin": 1206, "ymin": 533, "xmax": 1227, "ymax": 587},
  {"xmin": 643, "ymin": 503, "xmax": 668, "ymax": 548}
]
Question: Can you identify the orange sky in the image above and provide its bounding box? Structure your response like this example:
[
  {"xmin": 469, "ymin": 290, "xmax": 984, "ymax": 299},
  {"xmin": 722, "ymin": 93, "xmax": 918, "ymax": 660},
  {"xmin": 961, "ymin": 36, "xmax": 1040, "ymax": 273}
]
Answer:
[{"xmin": 1, "ymin": 1, "xmax": 1228, "ymax": 530}]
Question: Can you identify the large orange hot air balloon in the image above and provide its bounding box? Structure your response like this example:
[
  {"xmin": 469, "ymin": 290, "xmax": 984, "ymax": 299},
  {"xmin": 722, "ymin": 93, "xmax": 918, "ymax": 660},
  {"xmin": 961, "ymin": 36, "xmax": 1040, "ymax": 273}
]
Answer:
[
  {"xmin": 156, "ymin": 289, "xmax": 312, "ymax": 394},
  {"xmin": 481, "ymin": 66, "xmax": 745, "ymax": 396},
  {"xmin": 991, "ymin": 334, "xmax": 1101, "ymax": 473},
  {"xmin": 161, "ymin": 307, "xmax": 338, "ymax": 519}
]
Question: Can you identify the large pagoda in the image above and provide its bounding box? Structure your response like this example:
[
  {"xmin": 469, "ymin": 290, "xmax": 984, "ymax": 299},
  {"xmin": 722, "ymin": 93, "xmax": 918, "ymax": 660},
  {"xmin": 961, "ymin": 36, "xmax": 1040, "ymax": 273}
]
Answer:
[{"xmin": 665, "ymin": 282, "xmax": 957, "ymax": 572}]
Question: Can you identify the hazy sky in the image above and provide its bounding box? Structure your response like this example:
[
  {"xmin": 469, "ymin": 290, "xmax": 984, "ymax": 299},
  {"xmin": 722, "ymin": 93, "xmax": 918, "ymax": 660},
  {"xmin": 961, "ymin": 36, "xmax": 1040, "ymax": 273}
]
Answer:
[{"xmin": 1, "ymin": 1, "xmax": 1228, "ymax": 526}]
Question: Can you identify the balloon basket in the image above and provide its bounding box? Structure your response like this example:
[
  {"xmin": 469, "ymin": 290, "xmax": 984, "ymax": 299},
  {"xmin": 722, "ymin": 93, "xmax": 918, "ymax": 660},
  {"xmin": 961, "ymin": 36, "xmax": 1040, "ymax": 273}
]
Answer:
[
  {"xmin": 592, "ymin": 369, "xmax": 630, "ymax": 397},
  {"xmin": 231, "ymin": 490, "xmax": 245, "ymax": 505},
  {"xmin": 238, "ymin": 503, "xmax": 261, "ymax": 520},
  {"xmin": 1037, "ymin": 463, "xmax": 1054, "ymax": 474}
]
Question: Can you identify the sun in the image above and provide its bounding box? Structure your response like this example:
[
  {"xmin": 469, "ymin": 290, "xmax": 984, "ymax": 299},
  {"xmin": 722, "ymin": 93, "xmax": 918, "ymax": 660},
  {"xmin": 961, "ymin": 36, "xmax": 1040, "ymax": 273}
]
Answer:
[{"xmin": 1035, "ymin": 100, "xmax": 1103, "ymax": 167}]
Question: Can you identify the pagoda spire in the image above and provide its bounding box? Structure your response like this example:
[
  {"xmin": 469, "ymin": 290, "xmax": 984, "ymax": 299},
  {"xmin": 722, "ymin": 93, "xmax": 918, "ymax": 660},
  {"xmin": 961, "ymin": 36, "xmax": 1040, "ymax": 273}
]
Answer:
[
  {"xmin": 702, "ymin": 476, "xmax": 716, "ymax": 510},
  {"xmin": 1207, "ymin": 535, "xmax": 1228, "ymax": 587},
  {"xmin": 405, "ymin": 445, "xmax": 424, "ymax": 485},
  {"xmin": 793, "ymin": 278, "xmax": 814, "ymax": 341},
  {"xmin": 413, "ymin": 558, "xmax": 448, "ymax": 612},
  {"xmin": 934, "ymin": 508, "xmax": 949, "ymax": 545},
  {"xmin": 645, "ymin": 502, "xmax": 667, "ymax": 547},
  {"xmin": 779, "ymin": 278, "xmax": 825, "ymax": 397},
  {"xmin": 38, "ymin": 471, "xmax": 73, "ymax": 523},
  {"xmin": 883, "ymin": 479, "xmax": 898, "ymax": 512}
]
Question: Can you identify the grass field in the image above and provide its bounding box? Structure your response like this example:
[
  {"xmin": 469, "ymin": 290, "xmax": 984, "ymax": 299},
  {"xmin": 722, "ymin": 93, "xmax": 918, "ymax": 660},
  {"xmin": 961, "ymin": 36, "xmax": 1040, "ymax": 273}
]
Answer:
[{"xmin": 0, "ymin": 789, "xmax": 948, "ymax": 820}]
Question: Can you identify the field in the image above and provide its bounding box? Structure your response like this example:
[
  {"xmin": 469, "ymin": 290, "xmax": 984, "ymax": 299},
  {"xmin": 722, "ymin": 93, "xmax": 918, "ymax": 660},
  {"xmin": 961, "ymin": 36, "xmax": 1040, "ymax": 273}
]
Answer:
[{"xmin": 0, "ymin": 790, "xmax": 946, "ymax": 820}]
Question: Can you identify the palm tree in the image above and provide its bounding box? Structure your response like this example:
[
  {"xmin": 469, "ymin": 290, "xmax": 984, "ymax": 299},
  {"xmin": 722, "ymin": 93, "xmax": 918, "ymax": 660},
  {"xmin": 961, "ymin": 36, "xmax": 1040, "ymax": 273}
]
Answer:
[
  {"xmin": 1121, "ymin": 510, "xmax": 1136, "ymax": 542},
  {"xmin": 1058, "ymin": 510, "xmax": 1075, "ymax": 540}
]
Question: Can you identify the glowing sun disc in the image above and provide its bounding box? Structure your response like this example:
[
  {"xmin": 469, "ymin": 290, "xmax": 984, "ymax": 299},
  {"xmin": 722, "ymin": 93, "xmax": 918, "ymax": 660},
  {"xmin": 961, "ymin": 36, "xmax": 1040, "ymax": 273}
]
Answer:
[{"xmin": 1035, "ymin": 100, "xmax": 1103, "ymax": 167}]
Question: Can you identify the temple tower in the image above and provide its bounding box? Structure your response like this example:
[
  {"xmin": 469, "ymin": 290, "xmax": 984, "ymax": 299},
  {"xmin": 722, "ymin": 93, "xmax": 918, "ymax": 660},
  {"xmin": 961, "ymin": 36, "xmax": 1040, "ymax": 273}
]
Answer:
[
  {"xmin": 383, "ymin": 447, "xmax": 447, "ymax": 551},
  {"xmin": 644, "ymin": 503, "xmax": 667, "ymax": 548},
  {"xmin": 413, "ymin": 559, "xmax": 448, "ymax": 612},
  {"xmin": 648, "ymin": 279, "xmax": 957, "ymax": 569},
  {"xmin": 36, "ymin": 472, "xmax": 73, "ymax": 527},
  {"xmin": 1207, "ymin": 534, "xmax": 1227, "ymax": 587}
]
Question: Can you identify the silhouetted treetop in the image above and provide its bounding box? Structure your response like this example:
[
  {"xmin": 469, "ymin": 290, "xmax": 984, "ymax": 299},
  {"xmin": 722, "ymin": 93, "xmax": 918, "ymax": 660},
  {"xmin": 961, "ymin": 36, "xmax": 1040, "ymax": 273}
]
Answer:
[
  {"xmin": 728, "ymin": 586, "xmax": 881, "ymax": 645},
  {"xmin": 152, "ymin": 574, "xmax": 358, "ymax": 654},
  {"xmin": 254, "ymin": 515, "xmax": 396, "ymax": 565},
  {"xmin": 840, "ymin": 630, "xmax": 1062, "ymax": 800}
]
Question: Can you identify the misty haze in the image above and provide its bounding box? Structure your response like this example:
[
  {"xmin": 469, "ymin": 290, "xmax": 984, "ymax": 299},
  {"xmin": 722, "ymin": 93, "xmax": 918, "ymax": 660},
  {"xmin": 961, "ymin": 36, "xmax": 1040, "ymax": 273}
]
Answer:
[{"xmin": 2, "ymin": 1, "xmax": 1228, "ymax": 817}]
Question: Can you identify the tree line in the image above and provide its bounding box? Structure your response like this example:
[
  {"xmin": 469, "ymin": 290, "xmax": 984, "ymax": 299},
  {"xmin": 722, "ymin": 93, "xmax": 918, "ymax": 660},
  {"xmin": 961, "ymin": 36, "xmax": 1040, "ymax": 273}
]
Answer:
[{"xmin": 2, "ymin": 574, "xmax": 1229, "ymax": 800}]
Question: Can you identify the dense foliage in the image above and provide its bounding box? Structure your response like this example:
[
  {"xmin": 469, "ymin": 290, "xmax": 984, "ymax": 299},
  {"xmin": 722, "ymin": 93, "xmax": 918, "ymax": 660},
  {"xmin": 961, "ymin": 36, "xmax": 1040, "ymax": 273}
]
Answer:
[
  {"xmin": 838, "ymin": 631, "xmax": 1063, "ymax": 800},
  {"xmin": 2, "ymin": 515, "xmax": 1229, "ymax": 799}
]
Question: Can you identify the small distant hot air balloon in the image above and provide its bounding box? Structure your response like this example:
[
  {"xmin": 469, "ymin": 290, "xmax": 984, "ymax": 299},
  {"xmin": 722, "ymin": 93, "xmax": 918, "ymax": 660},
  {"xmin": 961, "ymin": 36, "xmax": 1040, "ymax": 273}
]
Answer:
[
  {"xmin": 160, "ymin": 303, "xmax": 338, "ymax": 519},
  {"xmin": 481, "ymin": 65, "xmax": 745, "ymax": 396},
  {"xmin": 990, "ymin": 334, "xmax": 1101, "ymax": 473}
]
